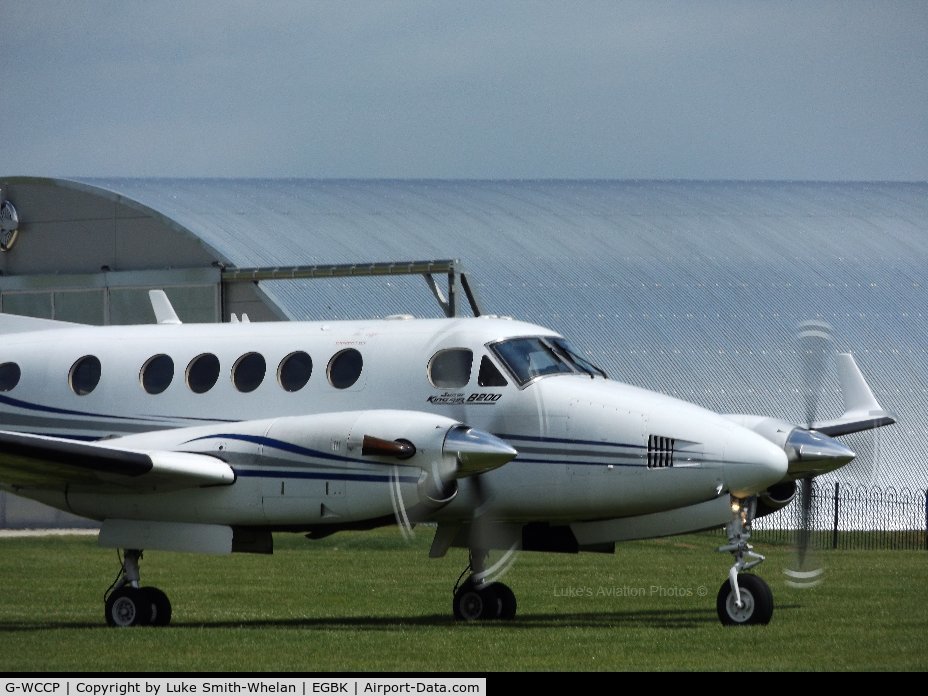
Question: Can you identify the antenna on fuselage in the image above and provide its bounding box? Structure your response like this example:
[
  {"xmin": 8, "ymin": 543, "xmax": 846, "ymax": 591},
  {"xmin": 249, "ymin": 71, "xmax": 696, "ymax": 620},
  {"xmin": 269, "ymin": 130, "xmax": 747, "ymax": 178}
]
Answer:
[{"xmin": 148, "ymin": 290, "xmax": 182, "ymax": 325}]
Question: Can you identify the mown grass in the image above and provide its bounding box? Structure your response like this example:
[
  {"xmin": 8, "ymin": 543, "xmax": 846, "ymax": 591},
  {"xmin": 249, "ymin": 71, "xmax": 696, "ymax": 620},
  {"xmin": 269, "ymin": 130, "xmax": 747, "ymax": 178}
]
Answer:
[{"xmin": 0, "ymin": 530, "xmax": 925, "ymax": 672}]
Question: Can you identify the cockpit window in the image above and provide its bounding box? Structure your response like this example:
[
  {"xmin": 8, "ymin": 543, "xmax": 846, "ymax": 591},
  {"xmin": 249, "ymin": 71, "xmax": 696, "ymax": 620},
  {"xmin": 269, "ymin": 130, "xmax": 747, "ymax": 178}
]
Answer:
[
  {"xmin": 478, "ymin": 356, "xmax": 508, "ymax": 387},
  {"xmin": 429, "ymin": 349, "xmax": 473, "ymax": 388},
  {"xmin": 491, "ymin": 337, "xmax": 574, "ymax": 386},
  {"xmin": 490, "ymin": 336, "xmax": 608, "ymax": 386},
  {"xmin": 550, "ymin": 338, "xmax": 608, "ymax": 379}
]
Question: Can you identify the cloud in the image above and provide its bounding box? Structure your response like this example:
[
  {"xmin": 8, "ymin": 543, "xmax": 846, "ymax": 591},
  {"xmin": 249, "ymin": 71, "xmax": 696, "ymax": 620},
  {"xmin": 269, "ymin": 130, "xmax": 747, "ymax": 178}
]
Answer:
[{"xmin": 1, "ymin": 1, "xmax": 926, "ymax": 179}]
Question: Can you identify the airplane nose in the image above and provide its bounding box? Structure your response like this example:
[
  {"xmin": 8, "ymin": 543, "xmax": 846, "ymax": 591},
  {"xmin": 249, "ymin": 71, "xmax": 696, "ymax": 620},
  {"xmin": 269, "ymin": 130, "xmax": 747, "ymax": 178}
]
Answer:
[{"xmin": 723, "ymin": 427, "xmax": 790, "ymax": 498}]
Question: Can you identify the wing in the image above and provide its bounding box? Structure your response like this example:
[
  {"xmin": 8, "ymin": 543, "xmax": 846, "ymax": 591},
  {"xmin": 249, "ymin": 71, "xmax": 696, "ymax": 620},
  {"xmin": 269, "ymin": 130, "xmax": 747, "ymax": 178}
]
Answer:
[{"xmin": 0, "ymin": 430, "xmax": 234, "ymax": 492}]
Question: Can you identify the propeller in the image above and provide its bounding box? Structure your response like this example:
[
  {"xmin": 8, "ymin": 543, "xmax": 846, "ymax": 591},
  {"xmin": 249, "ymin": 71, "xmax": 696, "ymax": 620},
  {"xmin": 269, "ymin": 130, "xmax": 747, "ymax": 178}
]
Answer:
[
  {"xmin": 786, "ymin": 321, "xmax": 843, "ymax": 587},
  {"xmin": 796, "ymin": 321, "xmax": 831, "ymax": 582},
  {"xmin": 437, "ymin": 371, "xmax": 522, "ymax": 584},
  {"xmin": 457, "ymin": 465, "xmax": 520, "ymax": 591},
  {"xmin": 368, "ymin": 424, "xmax": 517, "ymax": 546}
]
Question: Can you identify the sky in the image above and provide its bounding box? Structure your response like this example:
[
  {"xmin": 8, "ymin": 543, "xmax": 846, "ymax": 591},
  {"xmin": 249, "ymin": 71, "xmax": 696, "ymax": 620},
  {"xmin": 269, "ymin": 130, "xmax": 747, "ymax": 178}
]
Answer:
[{"xmin": 1, "ymin": 1, "xmax": 926, "ymax": 181}]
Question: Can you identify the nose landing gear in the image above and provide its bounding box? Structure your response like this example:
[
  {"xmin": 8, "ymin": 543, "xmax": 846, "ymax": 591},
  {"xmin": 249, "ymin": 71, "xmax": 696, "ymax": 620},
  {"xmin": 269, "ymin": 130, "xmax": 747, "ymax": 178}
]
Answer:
[{"xmin": 716, "ymin": 497, "xmax": 773, "ymax": 625}]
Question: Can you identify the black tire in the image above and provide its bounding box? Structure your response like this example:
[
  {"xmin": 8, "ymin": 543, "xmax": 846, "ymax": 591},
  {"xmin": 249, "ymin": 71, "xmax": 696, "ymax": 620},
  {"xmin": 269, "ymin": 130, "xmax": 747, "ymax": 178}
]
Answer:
[
  {"xmin": 453, "ymin": 581, "xmax": 502, "ymax": 621},
  {"xmin": 142, "ymin": 586, "xmax": 172, "ymax": 627},
  {"xmin": 105, "ymin": 587, "xmax": 148, "ymax": 627},
  {"xmin": 716, "ymin": 574, "xmax": 773, "ymax": 626},
  {"xmin": 492, "ymin": 582, "xmax": 517, "ymax": 620}
]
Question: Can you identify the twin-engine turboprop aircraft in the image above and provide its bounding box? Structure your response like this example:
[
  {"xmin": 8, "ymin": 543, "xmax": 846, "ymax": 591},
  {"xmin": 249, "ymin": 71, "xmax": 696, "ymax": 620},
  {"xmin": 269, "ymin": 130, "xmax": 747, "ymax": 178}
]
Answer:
[{"xmin": 0, "ymin": 290, "xmax": 893, "ymax": 626}]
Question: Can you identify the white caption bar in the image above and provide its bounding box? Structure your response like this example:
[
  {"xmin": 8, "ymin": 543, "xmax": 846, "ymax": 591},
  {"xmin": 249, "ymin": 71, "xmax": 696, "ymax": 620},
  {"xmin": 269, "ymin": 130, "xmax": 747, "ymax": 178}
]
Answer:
[{"xmin": 0, "ymin": 680, "xmax": 486, "ymax": 696}]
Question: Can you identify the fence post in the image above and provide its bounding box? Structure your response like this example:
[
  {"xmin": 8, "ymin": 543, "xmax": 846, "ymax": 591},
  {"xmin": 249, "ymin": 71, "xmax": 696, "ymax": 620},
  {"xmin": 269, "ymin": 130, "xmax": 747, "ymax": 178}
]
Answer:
[
  {"xmin": 924, "ymin": 489, "xmax": 927, "ymax": 552},
  {"xmin": 832, "ymin": 481, "xmax": 840, "ymax": 550}
]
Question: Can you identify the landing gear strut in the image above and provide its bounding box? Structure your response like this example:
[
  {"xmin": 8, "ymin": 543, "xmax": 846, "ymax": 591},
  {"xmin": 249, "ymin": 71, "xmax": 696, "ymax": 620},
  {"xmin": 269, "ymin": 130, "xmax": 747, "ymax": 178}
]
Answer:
[
  {"xmin": 716, "ymin": 496, "xmax": 773, "ymax": 626},
  {"xmin": 452, "ymin": 549, "xmax": 517, "ymax": 621},
  {"xmin": 104, "ymin": 549, "xmax": 173, "ymax": 627}
]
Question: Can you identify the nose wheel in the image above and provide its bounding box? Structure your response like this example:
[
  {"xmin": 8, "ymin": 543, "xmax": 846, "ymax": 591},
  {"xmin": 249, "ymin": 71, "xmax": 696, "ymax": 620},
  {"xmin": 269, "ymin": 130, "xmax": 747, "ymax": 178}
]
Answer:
[{"xmin": 716, "ymin": 573, "xmax": 773, "ymax": 625}]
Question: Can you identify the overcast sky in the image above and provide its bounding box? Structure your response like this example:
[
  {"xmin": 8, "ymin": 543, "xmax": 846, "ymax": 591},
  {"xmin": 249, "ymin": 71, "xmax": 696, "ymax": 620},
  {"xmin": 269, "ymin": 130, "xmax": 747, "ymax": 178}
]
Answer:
[{"xmin": 2, "ymin": 1, "xmax": 926, "ymax": 180}]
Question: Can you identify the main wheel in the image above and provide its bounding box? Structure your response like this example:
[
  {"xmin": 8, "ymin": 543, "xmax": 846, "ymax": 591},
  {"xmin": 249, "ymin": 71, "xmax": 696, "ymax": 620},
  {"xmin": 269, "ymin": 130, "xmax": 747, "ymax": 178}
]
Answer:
[
  {"xmin": 716, "ymin": 574, "xmax": 773, "ymax": 626},
  {"xmin": 105, "ymin": 587, "xmax": 148, "ymax": 627},
  {"xmin": 453, "ymin": 581, "xmax": 499, "ymax": 621},
  {"xmin": 141, "ymin": 586, "xmax": 172, "ymax": 626},
  {"xmin": 491, "ymin": 582, "xmax": 517, "ymax": 620}
]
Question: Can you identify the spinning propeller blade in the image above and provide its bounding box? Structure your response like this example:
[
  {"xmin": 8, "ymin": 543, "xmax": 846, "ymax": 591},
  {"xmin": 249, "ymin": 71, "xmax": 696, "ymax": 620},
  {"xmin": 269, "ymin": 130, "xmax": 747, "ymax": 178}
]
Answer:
[{"xmin": 788, "ymin": 321, "xmax": 833, "ymax": 586}]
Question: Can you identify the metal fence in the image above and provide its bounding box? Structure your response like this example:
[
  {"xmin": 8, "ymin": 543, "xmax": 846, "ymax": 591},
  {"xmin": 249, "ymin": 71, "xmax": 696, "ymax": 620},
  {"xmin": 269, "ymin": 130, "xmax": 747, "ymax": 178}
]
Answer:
[{"xmin": 752, "ymin": 482, "xmax": 928, "ymax": 551}]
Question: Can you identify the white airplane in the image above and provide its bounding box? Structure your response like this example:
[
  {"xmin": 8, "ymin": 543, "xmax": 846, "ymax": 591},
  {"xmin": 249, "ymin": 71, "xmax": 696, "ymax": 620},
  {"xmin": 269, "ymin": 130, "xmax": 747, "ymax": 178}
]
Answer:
[{"xmin": 0, "ymin": 290, "xmax": 894, "ymax": 627}]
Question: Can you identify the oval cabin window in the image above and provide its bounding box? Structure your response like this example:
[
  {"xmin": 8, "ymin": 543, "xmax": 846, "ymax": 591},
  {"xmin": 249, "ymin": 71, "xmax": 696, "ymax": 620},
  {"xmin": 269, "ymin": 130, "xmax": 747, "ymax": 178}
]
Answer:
[
  {"xmin": 232, "ymin": 352, "xmax": 266, "ymax": 393},
  {"xmin": 278, "ymin": 351, "xmax": 312, "ymax": 392},
  {"xmin": 327, "ymin": 349, "xmax": 363, "ymax": 389},
  {"xmin": 69, "ymin": 356, "xmax": 101, "ymax": 396},
  {"xmin": 0, "ymin": 362, "xmax": 21, "ymax": 392},
  {"xmin": 186, "ymin": 353, "xmax": 220, "ymax": 394},
  {"xmin": 140, "ymin": 354, "xmax": 174, "ymax": 395}
]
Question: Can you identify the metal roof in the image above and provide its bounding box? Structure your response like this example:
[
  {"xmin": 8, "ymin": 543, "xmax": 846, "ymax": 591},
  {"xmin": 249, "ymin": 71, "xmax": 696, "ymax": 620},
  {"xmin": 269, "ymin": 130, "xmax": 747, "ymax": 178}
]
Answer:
[{"xmin": 68, "ymin": 178, "xmax": 928, "ymax": 488}]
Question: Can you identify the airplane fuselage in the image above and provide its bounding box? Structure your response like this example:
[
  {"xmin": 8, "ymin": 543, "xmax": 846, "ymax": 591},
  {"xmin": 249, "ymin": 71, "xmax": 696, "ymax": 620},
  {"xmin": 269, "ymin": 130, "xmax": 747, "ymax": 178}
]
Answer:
[{"xmin": 0, "ymin": 315, "xmax": 786, "ymax": 541}]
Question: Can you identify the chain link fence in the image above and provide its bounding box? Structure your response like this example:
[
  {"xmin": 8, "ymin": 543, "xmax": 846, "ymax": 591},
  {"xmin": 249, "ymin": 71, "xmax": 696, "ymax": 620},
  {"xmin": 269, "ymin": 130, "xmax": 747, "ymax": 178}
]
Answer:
[{"xmin": 752, "ymin": 481, "xmax": 928, "ymax": 550}]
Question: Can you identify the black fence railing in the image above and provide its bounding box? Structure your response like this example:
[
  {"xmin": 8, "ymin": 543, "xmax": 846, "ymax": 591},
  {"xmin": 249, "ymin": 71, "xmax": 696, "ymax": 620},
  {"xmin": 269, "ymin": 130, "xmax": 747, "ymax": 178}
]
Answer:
[{"xmin": 752, "ymin": 482, "xmax": 928, "ymax": 550}]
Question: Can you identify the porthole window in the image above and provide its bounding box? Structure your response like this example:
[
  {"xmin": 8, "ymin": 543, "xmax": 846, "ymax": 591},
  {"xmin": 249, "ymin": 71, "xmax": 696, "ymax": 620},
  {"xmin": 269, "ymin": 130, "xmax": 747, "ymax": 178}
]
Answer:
[
  {"xmin": 327, "ymin": 348, "xmax": 363, "ymax": 389},
  {"xmin": 232, "ymin": 352, "xmax": 266, "ymax": 393},
  {"xmin": 186, "ymin": 353, "xmax": 220, "ymax": 394},
  {"xmin": 0, "ymin": 362, "xmax": 21, "ymax": 392},
  {"xmin": 69, "ymin": 355, "xmax": 101, "ymax": 396},
  {"xmin": 278, "ymin": 351, "xmax": 312, "ymax": 392},
  {"xmin": 140, "ymin": 354, "xmax": 174, "ymax": 395},
  {"xmin": 428, "ymin": 349, "xmax": 473, "ymax": 388}
]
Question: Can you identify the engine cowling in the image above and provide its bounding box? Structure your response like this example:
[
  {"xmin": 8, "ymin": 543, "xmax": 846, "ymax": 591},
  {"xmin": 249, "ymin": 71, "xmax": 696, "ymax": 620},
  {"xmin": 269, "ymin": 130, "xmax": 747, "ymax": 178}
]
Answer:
[
  {"xmin": 756, "ymin": 480, "xmax": 798, "ymax": 518},
  {"xmin": 361, "ymin": 420, "xmax": 518, "ymax": 514}
]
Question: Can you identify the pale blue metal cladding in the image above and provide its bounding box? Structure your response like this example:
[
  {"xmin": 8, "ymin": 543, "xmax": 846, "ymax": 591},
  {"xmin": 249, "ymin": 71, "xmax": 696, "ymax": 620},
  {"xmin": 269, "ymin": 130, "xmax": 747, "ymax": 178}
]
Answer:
[{"xmin": 73, "ymin": 178, "xmax": 928, "ymax": 489}]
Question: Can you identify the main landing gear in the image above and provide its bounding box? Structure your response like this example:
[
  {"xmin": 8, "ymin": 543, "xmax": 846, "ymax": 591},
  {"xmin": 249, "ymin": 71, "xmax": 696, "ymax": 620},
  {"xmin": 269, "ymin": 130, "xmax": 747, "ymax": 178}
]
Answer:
[
  {"xmin": 716, "ymin": 497, "xmax": 773, "ymax": 626},
  {"xmin": 452, "ymin": 549, "xmax": 518, "ymax": 621},
  {"xmin": 104, "ymin": 549, "xmax": 173, "ymax": 627}
]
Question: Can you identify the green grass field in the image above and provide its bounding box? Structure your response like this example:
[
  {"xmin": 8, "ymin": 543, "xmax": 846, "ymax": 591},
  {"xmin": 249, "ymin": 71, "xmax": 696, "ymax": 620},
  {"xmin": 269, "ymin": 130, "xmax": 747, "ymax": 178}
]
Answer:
[{"xmin": 1, "ymin": 530, "xmax": 925, "ymax": 672}]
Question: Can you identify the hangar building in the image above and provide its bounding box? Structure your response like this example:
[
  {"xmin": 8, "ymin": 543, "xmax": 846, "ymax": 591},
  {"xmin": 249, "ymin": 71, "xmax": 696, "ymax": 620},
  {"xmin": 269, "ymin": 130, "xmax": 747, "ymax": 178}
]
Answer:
[{"xmin": 1, "ymin": 177, "xmax": 926, "ymax": 527}]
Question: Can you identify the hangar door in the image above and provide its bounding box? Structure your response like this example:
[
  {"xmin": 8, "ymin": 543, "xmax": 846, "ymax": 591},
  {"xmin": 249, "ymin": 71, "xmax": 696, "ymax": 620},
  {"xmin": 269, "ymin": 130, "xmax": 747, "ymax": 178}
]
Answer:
[{"xmin": 0, "ymin": 268, "xmax": 220, "ymax": 325}]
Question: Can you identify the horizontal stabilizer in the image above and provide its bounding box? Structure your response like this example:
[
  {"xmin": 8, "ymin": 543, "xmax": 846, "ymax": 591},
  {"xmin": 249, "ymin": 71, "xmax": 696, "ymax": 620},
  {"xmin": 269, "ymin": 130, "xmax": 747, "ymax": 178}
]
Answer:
[
  {"xmin": 813, "ymin": 353, "xmax": 895, "ymax": 436},
  {"xmin": 0, "ymin": 430, "xmax": 234, "ymax": 491},
  {"xmin": 0, "ymin": 312, "xmax": 80, "ymax": 334}
]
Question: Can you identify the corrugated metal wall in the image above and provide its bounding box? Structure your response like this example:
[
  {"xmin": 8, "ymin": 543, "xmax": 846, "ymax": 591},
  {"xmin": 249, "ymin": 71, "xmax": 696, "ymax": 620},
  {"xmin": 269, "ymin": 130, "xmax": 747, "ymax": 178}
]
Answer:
[{"xmin": 73, "ymin": 179, "xmax": 928, "ymax": 490}]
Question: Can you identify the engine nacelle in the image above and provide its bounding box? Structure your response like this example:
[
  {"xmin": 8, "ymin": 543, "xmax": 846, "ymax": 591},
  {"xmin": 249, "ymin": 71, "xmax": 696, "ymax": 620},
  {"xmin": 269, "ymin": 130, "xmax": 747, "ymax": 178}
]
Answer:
[
  {"xmin": 756, "ymin": 480, "xmax": 798, "ymax": 518},
  {"xmin": 85, "ymin": 409, "xmax": 517, "ymax": 526}
]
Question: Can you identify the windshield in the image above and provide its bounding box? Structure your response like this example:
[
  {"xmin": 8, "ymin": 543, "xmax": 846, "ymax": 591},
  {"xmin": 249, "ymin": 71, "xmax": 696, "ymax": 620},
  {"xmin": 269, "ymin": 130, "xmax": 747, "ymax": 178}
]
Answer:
[
  {"xmin": 550, "ymin": 337, "xmax": 608, "ymax": 379},
  {"xmin": 490, "ymin": 336, "xmax": 608, "ymax": 386}
]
